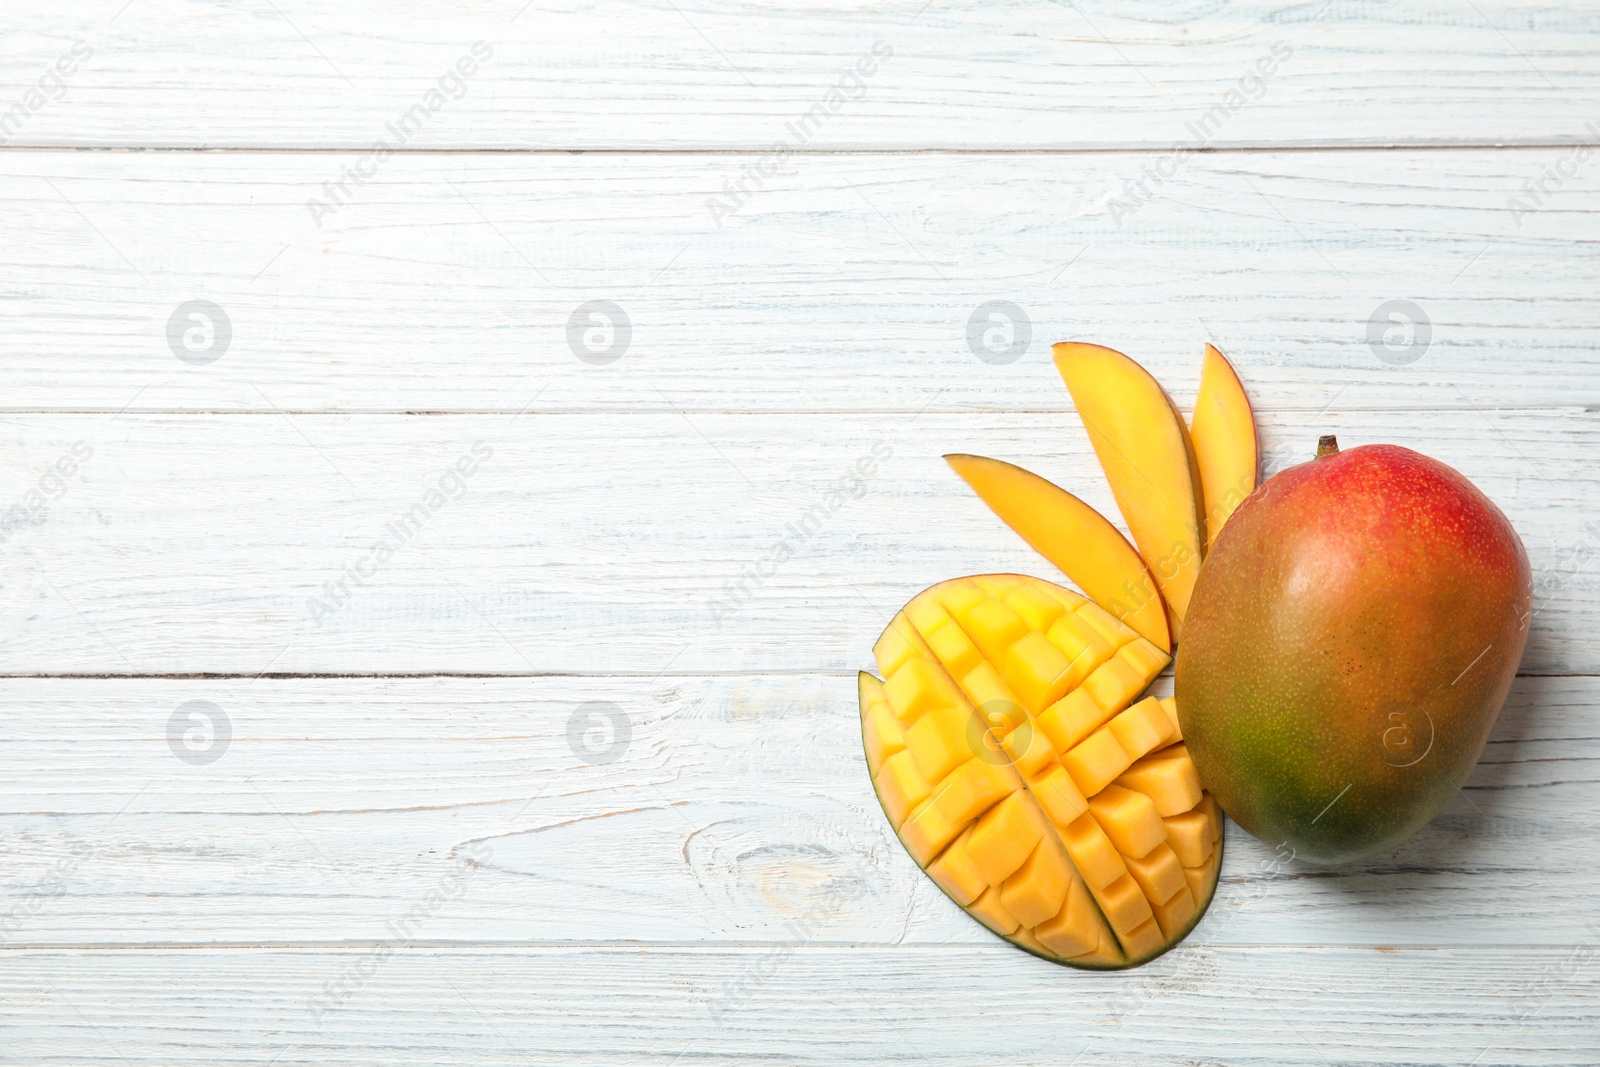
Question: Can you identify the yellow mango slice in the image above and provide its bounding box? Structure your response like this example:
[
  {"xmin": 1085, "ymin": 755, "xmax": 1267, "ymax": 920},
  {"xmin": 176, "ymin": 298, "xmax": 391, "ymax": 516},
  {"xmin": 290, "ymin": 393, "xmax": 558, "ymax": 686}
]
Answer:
[
  {"xmin": 945, "ymin": 453, "xmax": 1171, "ymax": 652},
  {"xmin": 1052, "ymin": 342, "xmax": 1204, "ymax": 641},
  {"xmin": 1189, "ymin": 343, "xmax": 1259, "ymax": 549},
  {"xmin": 859, "ymin": 575, "xmax": 1224, "ymax": 970}
]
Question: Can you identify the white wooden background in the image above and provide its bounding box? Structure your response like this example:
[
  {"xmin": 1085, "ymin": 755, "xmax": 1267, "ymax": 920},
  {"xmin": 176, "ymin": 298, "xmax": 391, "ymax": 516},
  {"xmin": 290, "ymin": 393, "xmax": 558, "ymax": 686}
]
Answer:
[{"xmin": 3, "ymin": 2, "xmax": 1599, "ymax": 1064}]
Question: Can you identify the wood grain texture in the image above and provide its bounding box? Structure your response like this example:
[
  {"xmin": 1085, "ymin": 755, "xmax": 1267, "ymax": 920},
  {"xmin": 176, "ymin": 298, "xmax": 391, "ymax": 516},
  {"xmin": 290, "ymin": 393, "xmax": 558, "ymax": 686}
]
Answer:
[
  {"xmin": 4, "ymin": 1, "xmax": 1598, "ymax": 150},
  {"xmin": 0, "ymin": 408, "xmax": 1593, "ymax": 674},
  {"xmin": 3, "ymin": 946, "xmax": 1595, "ymax": 1065},
  {"xmin": 3, "ymin": 150, "xmax": 1599, "ymax": 413},
  {"xmin": 6, "ymin": 4, "xmax": 1600, "ymax": 1059},
  {"xmin": 0, "ymin": 674, "xmax": 1593, "ymax": 951}
]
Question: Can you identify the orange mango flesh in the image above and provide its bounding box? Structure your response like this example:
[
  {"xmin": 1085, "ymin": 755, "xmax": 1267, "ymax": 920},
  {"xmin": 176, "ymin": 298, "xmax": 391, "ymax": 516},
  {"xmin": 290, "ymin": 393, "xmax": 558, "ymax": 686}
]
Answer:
[
  {"xmin": 944, "ymin": 453, "xmax": 1171, "ymax": 652},
  {"xmin": 1189, "ymin": 344, "xmax": 1259, "ymax": 550},
  {"xmin": 862, "ymin": 574, "xmax": 1224, "ymax": 968},
  {"xmin": 1052, "ymin": 342, "xmax": 1204, "ymax": 642}
]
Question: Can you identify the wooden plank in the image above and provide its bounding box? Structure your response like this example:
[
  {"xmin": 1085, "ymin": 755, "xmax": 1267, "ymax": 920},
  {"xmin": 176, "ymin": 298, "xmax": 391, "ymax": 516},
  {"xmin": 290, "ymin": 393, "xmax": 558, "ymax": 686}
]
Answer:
[
  {"xmin": 0, "ymin": 674, "xmax": 1592, "ymax": 948},
  {"xmin": 2, "ymin": 946, "xmax": 1594, "ymax": 1065},
  {"xmin": 2, "ymin": 150, "xmax": 1599, "ymax": 413},
  {"xmin": 5, "ymin": 2, "xmax": 1599, "ymax": 149},
  {"xmin": 0, "ymin": 409, "xmax": 1593, "ymax": 674}
]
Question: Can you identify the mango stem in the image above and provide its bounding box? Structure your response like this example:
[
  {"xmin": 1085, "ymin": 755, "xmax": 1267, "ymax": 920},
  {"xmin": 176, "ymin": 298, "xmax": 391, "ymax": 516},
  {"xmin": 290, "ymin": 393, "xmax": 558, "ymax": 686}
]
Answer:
[{"xmin": 1316, "ymin": 434, "xmax": 1340, "ymax": 458}]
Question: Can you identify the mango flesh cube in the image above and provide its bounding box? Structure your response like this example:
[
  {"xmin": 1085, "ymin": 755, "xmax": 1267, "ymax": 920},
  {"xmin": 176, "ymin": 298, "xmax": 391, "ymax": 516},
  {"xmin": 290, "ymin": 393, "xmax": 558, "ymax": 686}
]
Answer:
[
  {"xmin": 862, "ymin": 697, "xmax": 906, "ymax": 774},
  {"xmin": 967, "ymin": 885, "xmax": 1020, "ymax": 935},
  {"xmin": 1124, "ymin": 842, "xmax": 1185, "ymax": 905},
  {"xmin": 1108, "ymin": 697, "xmax": 1178, "ymax": 764},
  {"xmin": 1119, "ymin": 917, "xmax": 1165, "ymax": 959},
  {"xmin": 1162, "ymin": 809, "xmax": 1214, "ymax": 868},
  {"xmin": 924, "ymin": 619, "xmax": 983, "ymax": 678},
  {"xmin": 1095, "ymin": 873, "xmax": 1154, "ymax": 934},
  {"xmin": 961, "ymin": 662, "xmax": 1026, "ymax": 733},
  {"xmin": 1061, "ymin": 726, "xmax": 1133, "ymax": 798},
  {"xmin": 874, "ymin": 749, "xmax": 933, "ymax": 828},
  {"xmin": 1029, "ymin": 764, "xmax": 1088, "ymax": 829},
  {"xmin": 905, "ymin": 704, "xmax": 978, "ymax": 784},
  {"xmin": 1199, "ymin": 793, "xmax": 1223, "ymax": 842},
  {"xmin": 1003, "ymin": 584, "xmax": 1065, "ymax": 632},
  {"xmin": 971, "ymin": 574, "xmax": 1022, "ymax": 597},
  {"xmin": 1082, "ymin": 654, "xmax": 1149, "ymax": 715},
  {"xmin": 1046, "ymin": 614, "xmax": 1114, "ymax": 676},
  {"xmin": 900, "ymin": 796, "xmax": 969, "ymax": 867},
  {"xmin": 906, "ymin": 595, "xmax": 952, "ymax": 637},
  {"xmin": 966, "ymin": 790, "xmax": 1047, "ymax": 885},
  {"xmin": 1076, "ymin": 601, "xmax": 1134, "ymax": 650},
  {"xmin": 1060, "ymin": 813, "xmax": 1127, "ymax": 890},
  {"xmin": 1117, "ymin": 749, "xmax": 1203, "ymax": 817},
  {"xmin": 1183, "ymin": 835, "xmax": 1223, "ymax": 909},
  {"xmin": 1152, "ymin": 885, "xmax": 1198, "ymax": 938},
  {"xmin": 927, "ymin": 827, "xmax": 988, "ymax": 906},
  {"xmin": 935, "ymin": 580, "xmax": 985, "ymax": 618},
  {"xmin": 862, "ymin": 575, "xmax": 1223, "ymax": 970},
  {"xmin": 999, "ymin": 840, "xmax": 1072, "ymax": 928},
  {"xmin": 873, "ymin": 617, "xmax": 918, "ymax": 678},
  {"xmin": 1159, "ymin": 696, "xmax": 1181, "ymax": 740},
  {"xmin": 1072, "ymin": 928, "xmax": 1126, "ymax": 966},
  {"xmin": 1003, "ymin": 631, "xmax": 1076, "ymax": 713},
  {"xmin": 1001, "ymin": 719, "xmax": 1058, "ymax": 778},
  {"xmin": 962, "ymin": 598, "xmax": 1029, "ymax": 663},
  {"xmin": 1038, "ymin": 687, "xmax": 1114, "ymax": 754},
  {"xmin": 884, "ymin": 657, "xmax": 961, "ymax": 723},
  {"xmin": 1117, "ymin": 637, "xmax": 1170, "ymax": 680},
  {"xmin": 1088, "ymin": 784, "xmax": 1167, "ymax": 860},
  {"xmin": 1034, "ymin": 875, "xmax": 1100, "ymax": 958},
  {"xmin": 933, "ymin": 756, "xmax": 1017, "ymax": 827}
]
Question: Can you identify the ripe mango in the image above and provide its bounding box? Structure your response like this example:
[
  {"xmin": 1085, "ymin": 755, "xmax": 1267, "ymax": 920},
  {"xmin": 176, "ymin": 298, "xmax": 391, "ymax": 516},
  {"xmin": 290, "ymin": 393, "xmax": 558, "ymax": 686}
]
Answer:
[
  {"xmin": 1175, "ymin": 439, "xmax": 1532, "ymax": 864},
  {"xmin": 863, "ymin": 574, "xmax": 1224, "ymax": 968}
]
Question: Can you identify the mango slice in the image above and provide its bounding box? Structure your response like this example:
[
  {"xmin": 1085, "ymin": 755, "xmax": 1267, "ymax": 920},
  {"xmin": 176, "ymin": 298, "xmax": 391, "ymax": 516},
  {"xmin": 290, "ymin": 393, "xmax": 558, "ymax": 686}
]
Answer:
[
  {"xmin": 860, "ymin": 575, "xmax": 1225, "ymax": 969},
  {"xmin": 1052, "ymin": 342, "xmax": 1205, "ymax": 641},
  {"xmin": 944, "ymin": 454, "xmax": 1171, "ymax": 652},
  {"xmin": 1189, "ymin": 343, "xmax": 1259, "ymax": 549}
]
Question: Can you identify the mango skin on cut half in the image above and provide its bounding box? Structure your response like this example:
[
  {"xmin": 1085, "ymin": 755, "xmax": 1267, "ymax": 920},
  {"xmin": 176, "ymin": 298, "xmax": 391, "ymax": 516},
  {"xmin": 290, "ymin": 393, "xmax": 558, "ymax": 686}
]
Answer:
[{"xmin": 861, "ymin": 573, "xmax": 1223, "ymax": 969}]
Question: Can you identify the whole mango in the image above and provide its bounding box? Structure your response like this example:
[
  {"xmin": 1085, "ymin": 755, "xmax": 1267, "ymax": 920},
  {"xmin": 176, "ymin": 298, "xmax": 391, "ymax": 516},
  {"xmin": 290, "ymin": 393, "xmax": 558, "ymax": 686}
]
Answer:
[{"xmin": 1175, "ymin": 437, "xmax": 1531, "ymax": 864}]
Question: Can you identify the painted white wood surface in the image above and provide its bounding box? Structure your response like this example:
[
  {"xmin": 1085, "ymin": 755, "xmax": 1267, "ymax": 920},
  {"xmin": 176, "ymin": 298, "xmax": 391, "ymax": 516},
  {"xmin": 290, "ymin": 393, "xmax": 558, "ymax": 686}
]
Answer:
[
  {"xmin": 2, "ymin": 150, "xmax": 1599, "ymax": 413},
  {"xmin": 0, "ymin": 673, "xmax": 1593, "ymax": 949},
  {"xmin": 5, "ymin": 2, "xmax": 1600, "ymax": 1062},
  {"xmin": 4, "ymin": 1, "xmax": 1599, "ymax": 149},
  {"xmin": 0, "ymin": 408, "xmax": 1594, "ymax": 674},
  {"xmin": 4, "ymin": 947, "xmax": 1595, "ymax": 1065}
]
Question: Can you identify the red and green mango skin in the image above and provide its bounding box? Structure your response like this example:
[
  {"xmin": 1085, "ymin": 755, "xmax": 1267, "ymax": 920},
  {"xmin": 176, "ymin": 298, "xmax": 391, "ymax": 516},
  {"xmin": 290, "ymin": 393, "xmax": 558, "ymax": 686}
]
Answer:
[{"xmin": 1175, "ymin": 443, "xmax": 1532, "ymax": 864}]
